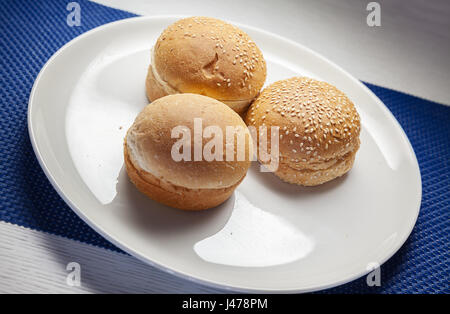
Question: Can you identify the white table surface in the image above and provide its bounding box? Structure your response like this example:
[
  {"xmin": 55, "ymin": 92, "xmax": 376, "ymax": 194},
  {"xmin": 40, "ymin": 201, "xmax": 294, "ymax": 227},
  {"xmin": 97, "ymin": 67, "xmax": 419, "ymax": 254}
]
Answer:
[{"xmin": 1, "ymin": 0, "xmax": 449, "ymax": 294}]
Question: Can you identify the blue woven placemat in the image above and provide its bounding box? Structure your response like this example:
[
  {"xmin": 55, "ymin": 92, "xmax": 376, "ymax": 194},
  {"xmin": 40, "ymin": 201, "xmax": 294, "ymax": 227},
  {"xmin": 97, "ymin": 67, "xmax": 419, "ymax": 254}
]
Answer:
[{"xmin": 0, "ymin": 0, "xmax": 448, "ymax": 293}]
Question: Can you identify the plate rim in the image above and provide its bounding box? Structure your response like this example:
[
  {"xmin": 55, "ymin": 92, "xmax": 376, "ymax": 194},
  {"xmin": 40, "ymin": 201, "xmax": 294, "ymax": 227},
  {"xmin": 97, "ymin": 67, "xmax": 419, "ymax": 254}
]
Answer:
[{"xmin": 27, "ymin": 15, "xmax": 422, "ymax": 293}]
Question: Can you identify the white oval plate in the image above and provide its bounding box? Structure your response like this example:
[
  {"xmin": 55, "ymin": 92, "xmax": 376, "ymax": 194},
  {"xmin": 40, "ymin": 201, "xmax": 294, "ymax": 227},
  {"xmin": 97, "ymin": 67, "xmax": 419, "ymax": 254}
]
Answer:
[{"xmin": 28, "ymin": 16, "xmax": 421, "ymax": 293}]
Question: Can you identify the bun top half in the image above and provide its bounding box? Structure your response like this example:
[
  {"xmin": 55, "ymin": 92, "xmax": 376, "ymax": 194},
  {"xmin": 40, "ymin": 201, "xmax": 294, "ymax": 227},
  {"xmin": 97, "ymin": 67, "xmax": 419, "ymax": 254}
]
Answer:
[
  {"xmin": 246, "ymin": 77, "xmax": 361, "ymax": 163},
  {"xmin": 126, "ymin": 94, "xmax": 252, "ymax": 190},
  {"xmin": 153, "ymin": 17, "xmax": 266, "ymax": 103}
]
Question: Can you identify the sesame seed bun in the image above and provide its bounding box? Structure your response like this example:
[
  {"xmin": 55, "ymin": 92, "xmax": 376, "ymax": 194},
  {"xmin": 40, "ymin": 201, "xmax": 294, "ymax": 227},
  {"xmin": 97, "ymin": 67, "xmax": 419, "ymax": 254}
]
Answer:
[
  {"xmin": 246, "ymin": 77, "xmax": 361, "ymax": 186},
  {"xmin": 146, "ymin": 17, "xmax": 267, "ymax": 114},
  {"xmin": 124, "ymin": 94, "xmax": 252, "ymax": 210}
]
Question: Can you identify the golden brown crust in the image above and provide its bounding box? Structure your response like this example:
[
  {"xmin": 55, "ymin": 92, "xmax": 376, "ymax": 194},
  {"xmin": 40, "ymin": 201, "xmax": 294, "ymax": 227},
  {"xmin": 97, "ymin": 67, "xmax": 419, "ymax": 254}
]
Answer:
[
  {"xmin": 152, "ymin": 17, "xmax": 266, "ymax": 104},
  {"xmin": 124, "ymin": 142, "xmax": 241, "ymax": 210},
  {"xmin": 146, "ymin": 64, "xmax": 254, "ymax": 114},
  {"xmin": 124, "ymin": 94, "xmax": 252, "ymax": 209},
  {"xmin": 274, "ymin": 148, "xmax": 357, "ymax": 186},
  {"xmin": 127, "ymin": 94, "xmax": 252, "ymax": 189},
  {"xmin": 146, "ymin": 65, "xmax": 168, "ymax": 102},
  {"xmin": 246, "ymin": 77, "xmax": 361, "ymax": 186}
]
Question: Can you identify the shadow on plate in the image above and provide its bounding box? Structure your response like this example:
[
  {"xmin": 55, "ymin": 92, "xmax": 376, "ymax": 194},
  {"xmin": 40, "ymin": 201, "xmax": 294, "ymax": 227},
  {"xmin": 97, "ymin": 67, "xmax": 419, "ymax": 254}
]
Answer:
[{"xmin": 107, "ymin": 166, "xmax": 235, "ymax": 240}]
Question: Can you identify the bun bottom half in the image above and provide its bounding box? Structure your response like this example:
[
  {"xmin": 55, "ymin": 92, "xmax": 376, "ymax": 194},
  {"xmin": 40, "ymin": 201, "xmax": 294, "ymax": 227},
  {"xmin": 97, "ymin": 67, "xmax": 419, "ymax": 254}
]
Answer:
[
  {"xmin": 145, "ymin": 65, "xmax": 168, "ymax": 102},
  {"xmin": 124, "ymin": 141, "xmax": 242, "ymax": 210},
  {"xmin": 272, "ymin": 150, "xmax": 357, "ymax": 186},
  {"xmin": 145, "ymin": 65, "xmax": 253, "ymax": 115}
]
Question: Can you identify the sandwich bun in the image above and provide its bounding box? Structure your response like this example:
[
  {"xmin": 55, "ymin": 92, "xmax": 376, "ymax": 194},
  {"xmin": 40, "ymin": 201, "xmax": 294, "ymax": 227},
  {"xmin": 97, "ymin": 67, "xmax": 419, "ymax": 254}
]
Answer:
[
  {"xmin": 246, "ymin": 77, "xmax": 361, "ymax": 186},
  {"xmin": 146, "ymin": 17, "xmax": 267, "ymax": 114},
  {"xmin": 125, "ymin": 94, "xmax": 253, "ymax": 210}
]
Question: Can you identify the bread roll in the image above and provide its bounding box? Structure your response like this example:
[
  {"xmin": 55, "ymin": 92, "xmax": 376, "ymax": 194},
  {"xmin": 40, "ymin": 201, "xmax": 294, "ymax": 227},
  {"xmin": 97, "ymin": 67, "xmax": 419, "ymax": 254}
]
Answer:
[
  {"xmin": 246, "ymin": 77, "xmax": 361, "ymax": 186},
  {"xmin": 125, "ymin": 94, "xmax": 253, "ymax": 210},
  {"xmin": 146, "ymin": 17, "xmax": 267, "ymax": 114}
]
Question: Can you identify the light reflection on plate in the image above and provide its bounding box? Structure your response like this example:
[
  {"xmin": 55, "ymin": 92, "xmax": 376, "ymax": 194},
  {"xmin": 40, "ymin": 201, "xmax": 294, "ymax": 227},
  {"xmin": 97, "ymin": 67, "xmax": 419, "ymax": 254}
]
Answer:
[{"xmin": 194, "ymin": 191, "xmax": 314, "ymax": 267}]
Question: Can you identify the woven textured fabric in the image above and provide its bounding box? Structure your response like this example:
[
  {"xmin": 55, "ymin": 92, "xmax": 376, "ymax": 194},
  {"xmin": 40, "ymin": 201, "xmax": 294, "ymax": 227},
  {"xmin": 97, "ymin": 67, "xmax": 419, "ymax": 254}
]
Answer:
[{"xmin": 0, "ymin": 0, "xmax": 448, "ymax": 293}]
